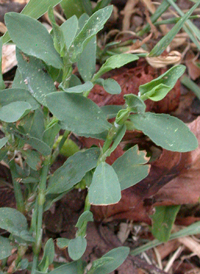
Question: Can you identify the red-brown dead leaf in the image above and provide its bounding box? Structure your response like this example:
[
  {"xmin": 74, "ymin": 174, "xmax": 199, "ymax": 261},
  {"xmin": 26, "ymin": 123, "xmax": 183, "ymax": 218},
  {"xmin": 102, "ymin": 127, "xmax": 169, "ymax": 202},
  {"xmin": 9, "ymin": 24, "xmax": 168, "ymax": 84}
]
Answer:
[
  {"xmin": 89, "ymin": 59, "xmax": 180, "ymax": 113},
  {"xmin": 185, "ymin": 51, "xmax": 200, "ymax": 81}
]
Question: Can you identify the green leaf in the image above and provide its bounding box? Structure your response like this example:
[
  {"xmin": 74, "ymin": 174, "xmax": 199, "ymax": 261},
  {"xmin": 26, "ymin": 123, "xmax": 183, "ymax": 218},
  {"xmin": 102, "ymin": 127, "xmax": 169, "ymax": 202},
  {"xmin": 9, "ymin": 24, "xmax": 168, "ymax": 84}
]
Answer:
[
  {"xmin": 139, "ymin": 65, "xmax": 186, "ymax": 101},
  {"xmin": 0, "ymin": 88, "xmax": 39, "ymax": 110},
  {"xmin": 76, "ymin": 211, "xmax": 93, "ymax": 229},
  {"xmin": 2, "ymin": 0, "xmax": 62, "ymax": 44},
  {"xmin": 93, "ymin": 54, "xmax": 139, "ymax": 81},
  {"xmin": 5, "ymin": 13, "xmax": 63, "ymax": 68},
  {"xmin": 0, "ymin": 101, "xmax": 31, "ymax": 122},
  {"xmin": 82, "ymin": 0, "xmax": 93, "ymax": 15},
  {"xmin": 56, "ymin": 238, "xmax": 70, "ymax": 249},
  {"xmin": 39, "ymin": 238, "xmax": 55, "ymax": 272},
  {"xmin": 48, "ymin": 262, "xmax": 78, "ymax": 274},
  {"xmin": 107, "ymin": 124, "xmax": 126, "ymax": 155},
  {"xmin": 25, "ymin": 136, "xmax": 51, "ymax": 156},
  {"xmin": 92, "ymin": 0, "xmax": 112, "ymax": 13},
  {"xmin": 43, "ymin": 123, "xmax": 60, "ymax": 148},
  {"xmin": 60, "ymin": 16, "xmax": 79, "ymax": 50},
  {"xmin": 115, "ymin": 110, "xmax": 129, "ymax": 125},
  {"xmin": 68, "ymin": 236, "xmax": 87, "ymax": 260},
  {"xmin": 47, "ymin": 148, "xmax": 100, "ymax": 194},
  {"xmin": 69, "ymin": 6, "xmax": 113, "ymax": 61},
  {"xmin": 48, "ymin": 7, "xmax": 65, "ymax": 56},
  {"xmin": 18, "ymin": 259, "xmax": 29, "ymax": 270},
  {"xmin": 88, "ymin": 258, "xmax": 114, "ymax": 274},
  {"xmin": 61, "ymin": 0, "xmax": 85, "ymax": 18},
  {"xmin": 0, "ymin": 148, "xmax": 8, "ymax": 161},
  {"xmin": 130, "ymin": 113, "xmax": 198, "ymax": 152},
  {"xmin": 22, "ymin": 150, "xmax": 41, "ymax": 170},
  {"xmin": 60, "ymin": 81, "xmax": 94, "ymax": 93},
  {"xmin": 101, "ymin": 105, "xmax": 124, "ymax": 119},
  {"xmin": 46, "ymin": 92, "xmax": 111, "ymax": 136},
  {"xmin": 23, "ymin": 108, "xmax": 45, "ymax": 140},
  {"xmin": 22, "ymin": 0, "xmax": 62, "ymax": 19},
  {"xmin": 124, "ymin": 94, "xmax": 146, "ymax": 113},
  {"xmin": 0, "ymin": 137, "xmax": 8, "ymax": 149},
  {"xmin": 151, "ymin": 205, "xmax": 180, "ymax": 242},
  {"xmin": 77, "ymin": 13, "xmax": 96, "ymax": 81},
  {"xmin": 0, "ymin": 40, "xmax": 5, "ymax": 90},
  {"xmin": 92, "ymin": 247, "xmax": 130, "ymax": 274},
  {"xmin": 149, "ymin": 1, "xmax": 200, "ymax": 56},
  {"xmin": 113, "ymin": 145, "xmax": 150, "ymax": 190},
  {"xmin": 0, "ymin": 236, "xmax": 13, "ymax": 260},
  {"xmin": 12, "ymin": 69, "xmax": 28, "ymax": 90},
  {"xmin": 16, "ymin": 50, "xmax": 56, "ymax": 106},
  {"xmin": 96, "ymin": 78, "xmax": 121, "ymax": 95},
  {"xmin": 69, "ymin": 74, "xmax": 82, "ymax": 87},
  {"xmin": 0, "ymin": 208, "xmax": 28, "ymax": 237},
  {"xmin": 88, "ymin": 162, "xmax": 121, "ymax": 205},
  {"xmin": 78, "ymin": 36, "xmax": 96, "ymax": 81}
]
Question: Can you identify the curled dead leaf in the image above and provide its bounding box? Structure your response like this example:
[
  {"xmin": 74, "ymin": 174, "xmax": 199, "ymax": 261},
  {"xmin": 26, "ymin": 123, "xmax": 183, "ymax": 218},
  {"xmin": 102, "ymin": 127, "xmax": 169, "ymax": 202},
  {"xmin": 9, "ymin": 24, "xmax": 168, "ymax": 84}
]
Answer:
[{"xmin": 146, "ymin": 51, "xmax": 182, "ymax": 68}]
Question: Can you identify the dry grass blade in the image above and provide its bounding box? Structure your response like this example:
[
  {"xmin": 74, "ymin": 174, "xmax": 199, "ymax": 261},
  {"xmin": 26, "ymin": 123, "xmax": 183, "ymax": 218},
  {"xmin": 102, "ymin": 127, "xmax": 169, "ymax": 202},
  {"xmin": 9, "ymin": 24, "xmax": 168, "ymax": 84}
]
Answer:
[
  {"xmin": 178, "ymin": 236, "xmax": 200, "ymax": 258},
  {"xmin": 137, "ymin": 0, "xmax": 175, "ymax": 36},
  {"xmin": 146, "ymin": 50, "xmax": 182, "ymax": 68},
  {"xmin": 121, "ymin": 0, "xmax": 139, "ymax": 31}
]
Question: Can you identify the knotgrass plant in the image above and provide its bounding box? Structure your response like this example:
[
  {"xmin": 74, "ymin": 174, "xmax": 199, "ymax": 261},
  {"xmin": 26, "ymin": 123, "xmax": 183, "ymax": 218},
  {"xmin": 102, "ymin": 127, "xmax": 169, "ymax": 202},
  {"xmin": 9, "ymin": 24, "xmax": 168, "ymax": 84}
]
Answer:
[{"xmin": 0, "ymin": 0, "xmax": 199, "ymax": 273}]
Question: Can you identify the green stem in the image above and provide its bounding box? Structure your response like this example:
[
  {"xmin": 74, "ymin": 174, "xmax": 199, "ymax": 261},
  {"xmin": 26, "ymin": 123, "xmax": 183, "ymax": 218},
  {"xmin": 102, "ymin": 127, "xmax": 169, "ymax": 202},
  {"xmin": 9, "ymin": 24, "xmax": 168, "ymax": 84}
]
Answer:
[
  {"xmin": 31, "ymin": 157, "xmax": 50, "ymax": 274},
  {"xmin": 51, "ymin": 130, "xmax": 70, "ymax": 164},
  {"xmin": 9, "ymin": 160, "xmax": 25, "ymax": 213},
  {"xmin": 62, "ymin": 58, "xmax": 73, "ymax": 89}
]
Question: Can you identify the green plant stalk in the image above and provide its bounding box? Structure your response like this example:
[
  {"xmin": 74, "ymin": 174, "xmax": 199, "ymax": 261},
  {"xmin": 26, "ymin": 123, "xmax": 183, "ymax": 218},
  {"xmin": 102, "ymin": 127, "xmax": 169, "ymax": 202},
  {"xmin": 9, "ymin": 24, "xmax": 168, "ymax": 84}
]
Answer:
[
  {"xmin": 181, "ymin": 75, "xmax": 200, "ymax": 100},
  {"xmin": 98, "ymin": 122, "xmax": 123, "ymax": 164},
  {"xmin": 77, "ymin": 195, "xmax": 91, "ymax": 237},
  {"xmin": 9, "ymin": 160, "xmax": 25, "ymax": 213},
  {"xmin": 62, "ymin": 57, "xmax": 73, "ymax": 89},
  {"xmin": 51, "ymin": 130, "xmax": 70, "ymax": 164},
  {"xmin": 31, "ymin": 157, "xmax": 50, "ymax": 274}
]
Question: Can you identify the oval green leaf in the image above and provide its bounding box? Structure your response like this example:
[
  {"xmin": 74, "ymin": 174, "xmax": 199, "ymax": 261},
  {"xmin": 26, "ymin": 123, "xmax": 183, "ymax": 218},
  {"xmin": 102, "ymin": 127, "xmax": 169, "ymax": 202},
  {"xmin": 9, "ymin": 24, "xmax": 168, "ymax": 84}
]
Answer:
[
  {"xmin": 92, "ymin": 246, "xmax": 130, "ymax": 274},
  {"xmin": 47, "ymin": 148, "xmax": 100, "ymax": 194},
  {"xmin": 88, "ymin": 162, "xmax": 121, "ymax": 205},
  {"xmin": 130, "ymin": 113, "xmax": 198, "ymax": 152},
  {"xmin": 16, "ymin": 49, "xmax": 56, "ymax": 106},
  {"xmin": 0, "ymin": 208, "xmax": 28, "ymax": 236},
  {"xmin": 93, "ymin": 54, "xmax": 139, "ymax": 81},
  {"xmin": 0, "ymin": 236, "xmax": 13, "ymax": 260},
  {"xmin": 0, "ymin": 88, "xmax": 40, "ymax": 110},
  {"xmin": 0, "ymin": 137, "xmax": 8, "ymax": 149},
  {"xmin": 70, "ymin": 5, "xmax": 113, "ymax": 60},
  {"xmin": 68, "ymin": 236, "xmax": 87, "ymax": 261},
  {"xmin": 113, "ymin": 145, "xmax": 150, "ymax": 190},
  {"xmin": 5, "ymin": 13, "xmax": 63, "ymax": 68},
  {"xmin": 151, "ymin": 205, "xmax": 181, "ymax": 242},
  {"xmin": 46, "ymin": 92, "xmax": 111, "ymax": 136},
  {"xmin": 139, "ymin": 65, "xmax": 186, "ymax": 101},
  {"xmin": 0, "ymin": 101, "xmax": 31, "ymax": 122}
]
